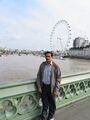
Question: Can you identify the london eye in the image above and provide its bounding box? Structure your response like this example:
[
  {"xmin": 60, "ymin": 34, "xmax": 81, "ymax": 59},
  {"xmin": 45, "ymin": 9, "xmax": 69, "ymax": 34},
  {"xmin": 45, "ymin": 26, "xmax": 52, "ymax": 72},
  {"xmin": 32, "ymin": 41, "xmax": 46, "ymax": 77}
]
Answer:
[{"xmin": 50, "ymin": 20, "xmax": 71, "ymax": 52}]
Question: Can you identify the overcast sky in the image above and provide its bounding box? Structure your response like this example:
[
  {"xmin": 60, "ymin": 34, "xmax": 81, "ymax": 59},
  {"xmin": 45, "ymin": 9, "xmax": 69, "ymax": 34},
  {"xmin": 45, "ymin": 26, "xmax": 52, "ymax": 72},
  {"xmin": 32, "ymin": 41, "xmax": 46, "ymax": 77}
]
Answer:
[{"xmin": 0, "ymin": 0, "xmax": 90, "ymax": 50}]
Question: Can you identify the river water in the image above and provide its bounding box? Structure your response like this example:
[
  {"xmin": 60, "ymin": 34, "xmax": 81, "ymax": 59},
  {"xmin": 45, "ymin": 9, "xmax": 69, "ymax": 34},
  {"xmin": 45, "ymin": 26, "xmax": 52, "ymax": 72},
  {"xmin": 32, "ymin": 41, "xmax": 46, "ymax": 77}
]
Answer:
[{"xmin": 0, "ymin": 54, "xmax": 90, "ymax": 82}]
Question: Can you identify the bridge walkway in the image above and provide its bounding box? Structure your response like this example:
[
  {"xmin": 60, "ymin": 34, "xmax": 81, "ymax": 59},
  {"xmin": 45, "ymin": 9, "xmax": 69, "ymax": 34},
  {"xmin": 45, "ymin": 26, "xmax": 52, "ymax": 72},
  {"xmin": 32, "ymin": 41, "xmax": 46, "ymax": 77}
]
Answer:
[
  {"xmin": 34, "ymin": 96, "xmax": 90, "ymax": 120},
  {"xmin": 55, "ymin": 96, "xmax": 90, "ymax": 120}
]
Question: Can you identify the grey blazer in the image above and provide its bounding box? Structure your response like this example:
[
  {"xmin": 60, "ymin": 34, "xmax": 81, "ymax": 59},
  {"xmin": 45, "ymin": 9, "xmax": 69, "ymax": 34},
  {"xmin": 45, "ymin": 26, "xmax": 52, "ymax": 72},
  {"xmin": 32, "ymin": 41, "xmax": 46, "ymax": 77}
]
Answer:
[{"xmin": 36, "ymin": 61, "xmax": 61, "ymax": 94}]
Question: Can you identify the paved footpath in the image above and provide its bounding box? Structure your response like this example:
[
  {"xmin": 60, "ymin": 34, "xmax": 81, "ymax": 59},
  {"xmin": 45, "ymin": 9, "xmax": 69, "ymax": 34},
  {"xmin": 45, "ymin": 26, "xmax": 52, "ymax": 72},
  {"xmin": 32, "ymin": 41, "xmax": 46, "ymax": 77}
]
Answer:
[
  {"xmin": 55, "ymin": 96, "xmax": 90, "ymax": 120},
  {"xmin": 34, "ymin": 96, "xmax": 90, "ymax": 120}
]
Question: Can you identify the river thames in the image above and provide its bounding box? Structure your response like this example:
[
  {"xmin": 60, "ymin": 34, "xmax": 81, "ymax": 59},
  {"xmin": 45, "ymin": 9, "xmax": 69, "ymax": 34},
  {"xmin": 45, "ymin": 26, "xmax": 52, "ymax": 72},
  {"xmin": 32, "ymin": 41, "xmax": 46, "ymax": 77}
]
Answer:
[{"xmin": 0, "ymin": 54, "xmax": 90, "ymax": 82}]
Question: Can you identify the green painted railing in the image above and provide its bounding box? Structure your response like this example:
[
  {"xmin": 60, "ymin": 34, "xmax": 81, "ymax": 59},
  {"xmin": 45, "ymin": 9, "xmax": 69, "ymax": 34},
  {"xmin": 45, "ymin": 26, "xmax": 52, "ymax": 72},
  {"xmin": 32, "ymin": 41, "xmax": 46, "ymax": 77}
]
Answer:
[{"xmin": 0, "ymin": 71, "xmax": 90, "ymax": 120}]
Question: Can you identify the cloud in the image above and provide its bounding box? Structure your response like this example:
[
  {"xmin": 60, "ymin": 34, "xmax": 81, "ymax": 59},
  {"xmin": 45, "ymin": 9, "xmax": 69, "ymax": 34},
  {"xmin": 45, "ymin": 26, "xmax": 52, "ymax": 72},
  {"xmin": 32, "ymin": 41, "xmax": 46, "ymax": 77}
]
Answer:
[{"xmin": 0, "ymin": 0, "xmax": 90, "ymax": 50}]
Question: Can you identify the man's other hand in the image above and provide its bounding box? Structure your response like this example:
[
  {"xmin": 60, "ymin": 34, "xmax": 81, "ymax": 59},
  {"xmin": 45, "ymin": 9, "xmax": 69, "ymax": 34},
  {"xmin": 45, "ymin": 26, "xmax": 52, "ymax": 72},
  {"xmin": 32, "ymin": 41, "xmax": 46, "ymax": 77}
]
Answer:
[
  {"xmin": 38, "ymin": 88, "xmax": 42, "ymax": 94},
  {"xmin": 52, "ymin": 91, "xmax": 58, "ymax": 96}
]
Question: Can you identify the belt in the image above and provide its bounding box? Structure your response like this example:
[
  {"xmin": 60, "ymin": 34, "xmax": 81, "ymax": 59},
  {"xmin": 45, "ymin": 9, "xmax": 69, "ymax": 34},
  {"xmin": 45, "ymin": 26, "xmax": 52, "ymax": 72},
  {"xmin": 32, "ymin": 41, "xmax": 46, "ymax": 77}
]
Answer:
[{"xmin": 42, "ymin": 83, "xmax": 50, "ymax": 87}]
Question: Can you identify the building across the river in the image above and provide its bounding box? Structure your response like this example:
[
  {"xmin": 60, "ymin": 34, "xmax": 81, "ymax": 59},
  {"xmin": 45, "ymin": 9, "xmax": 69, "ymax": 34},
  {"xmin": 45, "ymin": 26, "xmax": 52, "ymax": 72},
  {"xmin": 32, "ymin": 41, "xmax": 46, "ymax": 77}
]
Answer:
[{"xmin": 67, "ymin": 37, "xmax": 90, "ymax": 59}]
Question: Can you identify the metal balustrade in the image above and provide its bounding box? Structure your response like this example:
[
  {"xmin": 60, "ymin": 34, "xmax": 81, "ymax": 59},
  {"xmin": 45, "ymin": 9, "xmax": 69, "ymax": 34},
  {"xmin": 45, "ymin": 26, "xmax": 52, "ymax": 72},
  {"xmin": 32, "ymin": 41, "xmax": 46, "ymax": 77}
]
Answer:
[{"xmin": 0, "ymin": 71, "xmax": 90, "ymax": 120}]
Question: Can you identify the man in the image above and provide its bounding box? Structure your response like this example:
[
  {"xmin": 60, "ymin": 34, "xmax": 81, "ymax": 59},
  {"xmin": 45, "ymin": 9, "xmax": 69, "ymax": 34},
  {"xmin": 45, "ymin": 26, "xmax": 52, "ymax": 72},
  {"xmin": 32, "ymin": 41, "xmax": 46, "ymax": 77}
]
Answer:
[{"xmin": 36, "ymin": 51, "xmax": 61, "ymax": 120}]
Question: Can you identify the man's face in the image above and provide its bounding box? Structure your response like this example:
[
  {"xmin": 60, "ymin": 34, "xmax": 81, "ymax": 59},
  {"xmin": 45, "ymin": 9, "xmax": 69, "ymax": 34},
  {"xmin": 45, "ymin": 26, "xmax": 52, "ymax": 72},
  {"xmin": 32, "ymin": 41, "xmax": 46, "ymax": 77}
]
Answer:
[{"xmin": 45, "ymin": 53, "xmax": 53, "ymax": 63}]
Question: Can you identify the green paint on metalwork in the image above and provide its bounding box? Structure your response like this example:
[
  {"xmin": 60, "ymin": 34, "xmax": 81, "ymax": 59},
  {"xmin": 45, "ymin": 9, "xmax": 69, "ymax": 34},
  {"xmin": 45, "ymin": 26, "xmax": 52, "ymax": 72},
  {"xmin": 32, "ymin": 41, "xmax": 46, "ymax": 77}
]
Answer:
[{"xmin": 0, "ymin": 72, "xmax": 90, "ymax": 120}]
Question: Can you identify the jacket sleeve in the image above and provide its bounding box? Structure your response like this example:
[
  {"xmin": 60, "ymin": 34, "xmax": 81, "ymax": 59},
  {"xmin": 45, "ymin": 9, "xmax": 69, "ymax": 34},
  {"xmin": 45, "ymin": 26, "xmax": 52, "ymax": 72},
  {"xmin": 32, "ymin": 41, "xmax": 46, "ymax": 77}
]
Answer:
[
  {"xmin": 36, "ymin": 64, "xmax": 42, "ymax": 90},
  {"xmin": 54, "ymin": 66, "xmax": 61, "ymax": 93}
]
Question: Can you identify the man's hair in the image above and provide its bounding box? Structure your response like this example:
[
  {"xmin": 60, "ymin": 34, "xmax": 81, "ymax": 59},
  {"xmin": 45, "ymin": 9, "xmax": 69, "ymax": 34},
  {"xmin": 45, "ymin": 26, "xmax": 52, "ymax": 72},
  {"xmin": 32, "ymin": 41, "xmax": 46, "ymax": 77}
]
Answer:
[{"xmin": 44, "ymin": 51, "xmax": 53, "ymax": 57}]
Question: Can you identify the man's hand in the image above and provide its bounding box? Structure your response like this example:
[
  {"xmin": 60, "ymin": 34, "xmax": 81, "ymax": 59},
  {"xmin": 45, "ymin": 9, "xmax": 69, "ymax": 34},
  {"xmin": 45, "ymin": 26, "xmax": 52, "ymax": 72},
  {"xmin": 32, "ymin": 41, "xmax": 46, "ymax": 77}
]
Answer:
[
  {"xmin": 38, "ymin": 88, "xmax": 42, "ymax": 94},
  {"xmin": 52, "ymin": 91, "xmax": 59, "ymax": 96}
]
